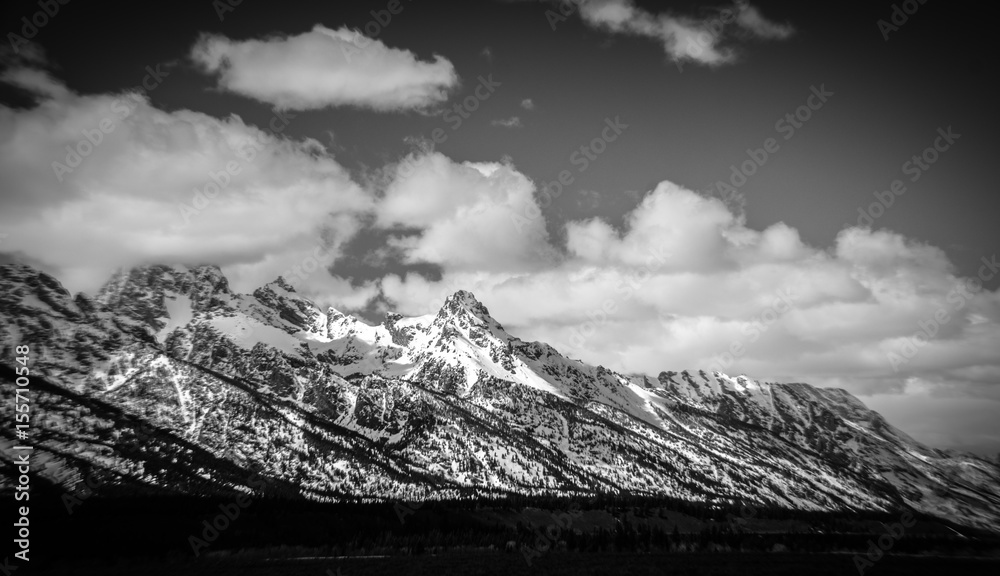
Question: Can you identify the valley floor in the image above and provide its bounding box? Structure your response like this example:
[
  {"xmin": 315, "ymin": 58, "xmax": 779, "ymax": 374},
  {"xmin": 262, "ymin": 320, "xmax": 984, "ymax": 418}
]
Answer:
[{"xmin": 33, "ymin": 552, "xmax": 1000, "ymax": 576}]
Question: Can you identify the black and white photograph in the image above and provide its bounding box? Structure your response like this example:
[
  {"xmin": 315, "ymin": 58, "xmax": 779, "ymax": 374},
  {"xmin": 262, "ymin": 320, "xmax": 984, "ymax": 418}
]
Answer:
[{"xmin": 1, "ymin": 1, "xmax": 999, "ymax": 574}]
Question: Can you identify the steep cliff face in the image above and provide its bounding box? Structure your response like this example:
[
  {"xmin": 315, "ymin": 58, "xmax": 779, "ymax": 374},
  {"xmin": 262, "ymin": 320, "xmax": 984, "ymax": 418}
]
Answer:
[{"xmin": 2, "ymin": 263, "xmax": 998, "ymax": 530}]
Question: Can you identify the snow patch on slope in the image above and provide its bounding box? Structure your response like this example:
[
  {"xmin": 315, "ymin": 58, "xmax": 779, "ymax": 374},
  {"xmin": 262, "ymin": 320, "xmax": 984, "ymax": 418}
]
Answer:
[{"xmin": 157, "ymin": 294, "xmax": 193, "ymax": 343}]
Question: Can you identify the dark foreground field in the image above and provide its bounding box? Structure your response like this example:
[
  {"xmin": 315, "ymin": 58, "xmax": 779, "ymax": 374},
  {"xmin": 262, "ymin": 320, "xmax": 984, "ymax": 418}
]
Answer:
[
  {"xmin": 31, "ymin": 552, "xmax": 1000, "ymax": 576},
  {"xmin": 7, "ymin": 494, "xmax": 999, "ymax": 575}
]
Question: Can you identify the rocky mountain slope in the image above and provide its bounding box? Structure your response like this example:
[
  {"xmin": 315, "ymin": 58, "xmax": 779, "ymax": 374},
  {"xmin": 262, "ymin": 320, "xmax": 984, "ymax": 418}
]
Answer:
[{"xmin": 1, "ymin": 263, "xmax": 998, "ymax": 530}]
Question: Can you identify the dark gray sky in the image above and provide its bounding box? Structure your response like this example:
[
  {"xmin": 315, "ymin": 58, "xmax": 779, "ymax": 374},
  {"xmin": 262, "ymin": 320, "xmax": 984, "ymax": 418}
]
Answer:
[
  {"xmin": 4, "ymin": 1, "xmax": 996, "ymax": 278},
  {"xmin": 1, "ymin": 0, "xmax": 998, "ymax": 455}
]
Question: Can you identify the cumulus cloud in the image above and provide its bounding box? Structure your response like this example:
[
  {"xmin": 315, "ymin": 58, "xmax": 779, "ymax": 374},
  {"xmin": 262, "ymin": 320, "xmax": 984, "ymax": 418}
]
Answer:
[
  {"xmin": 375, "ymin": 167, "xmax": 1000, "ymax": 451},
  {"xmin": 375, "ymin": 153, "xmax": 556, "ymax": 282},
  {"xmin": 558, "ymin": 0, "xmax": 794, "ymax": 67},
  {"xmin": 0, "ymin": 69, "xmax": 373, "ymax": 293},
  {"xmin": 565, "ymin": 182, "xmax": 733, "ymax": 272},
  {"xmin": 521, "ymin": 98, "xmax": 535, "ymax": 110},
  {"xmin": 190, "ymin": 24, "xmax": 458, "ymax": 111},
  {"xmin": 2, "ymin": 51, "xmax": 994, "ymax": 455}
]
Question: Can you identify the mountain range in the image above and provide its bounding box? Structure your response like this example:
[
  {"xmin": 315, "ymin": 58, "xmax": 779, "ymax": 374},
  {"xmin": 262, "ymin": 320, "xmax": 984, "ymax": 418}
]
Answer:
[{"xmin": 1, "ymin": 262, "xmax": 998, "ymax": 531}]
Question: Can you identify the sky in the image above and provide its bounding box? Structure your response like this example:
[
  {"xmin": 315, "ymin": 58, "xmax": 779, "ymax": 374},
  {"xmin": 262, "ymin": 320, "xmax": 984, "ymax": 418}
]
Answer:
[{"xmin": 1, "ymin": 0, "xmax": 998, "ymax": 456}]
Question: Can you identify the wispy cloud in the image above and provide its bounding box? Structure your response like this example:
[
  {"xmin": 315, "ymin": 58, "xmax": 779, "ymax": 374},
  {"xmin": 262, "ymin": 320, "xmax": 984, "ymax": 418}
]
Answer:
[
  {"xmin": 492, "ymin": 115, "xmax": 523, "ymax": 128},
  {"xmin": 0, "ymin": 42, "xmax": 70, "ymax": 100},
  {"xmin": 532, "ymin": 0, "xmax": 795, "ymax": 67},
  {"xmin": 0, "ymin": 66, "xmax": 71, "ymax": 100},
  {"xmin": 735, "ymin": 5, "xmax": 795, "ymax": 40}
]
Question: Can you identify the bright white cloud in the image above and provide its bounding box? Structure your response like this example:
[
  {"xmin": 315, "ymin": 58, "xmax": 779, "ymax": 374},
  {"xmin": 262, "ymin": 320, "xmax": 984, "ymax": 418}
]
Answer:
[
  {"xmin": 376, "ymin": 165, "xmax": 1000, "ymax": 452},
  {"xmin": 566, "ymin": 181, "xmax": 733, "ymax": 271},
  {"xmin": 0, "ymin": 70, "xmax": 373, "ymax": 293},
  {"xmin": 376, "ymin": 152, "xmax": 556, "ymax": 275},
  {"xmin": 190, "ymin": 24, "xmax": 458, "ymax": 111},
  {"xmin": 2, "ymin": 54, "xmax": 995, "ymax": 457}
]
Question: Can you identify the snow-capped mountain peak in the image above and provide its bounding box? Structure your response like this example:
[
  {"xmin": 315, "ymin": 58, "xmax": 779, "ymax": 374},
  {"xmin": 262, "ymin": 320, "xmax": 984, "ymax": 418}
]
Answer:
[
  {"xmin": 3, "ymin": 262, "xmax": 999, "ymax": 532},
  {"xmin": 432, "ymin": 290, "xmax": 507, "ymax": 338}
]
